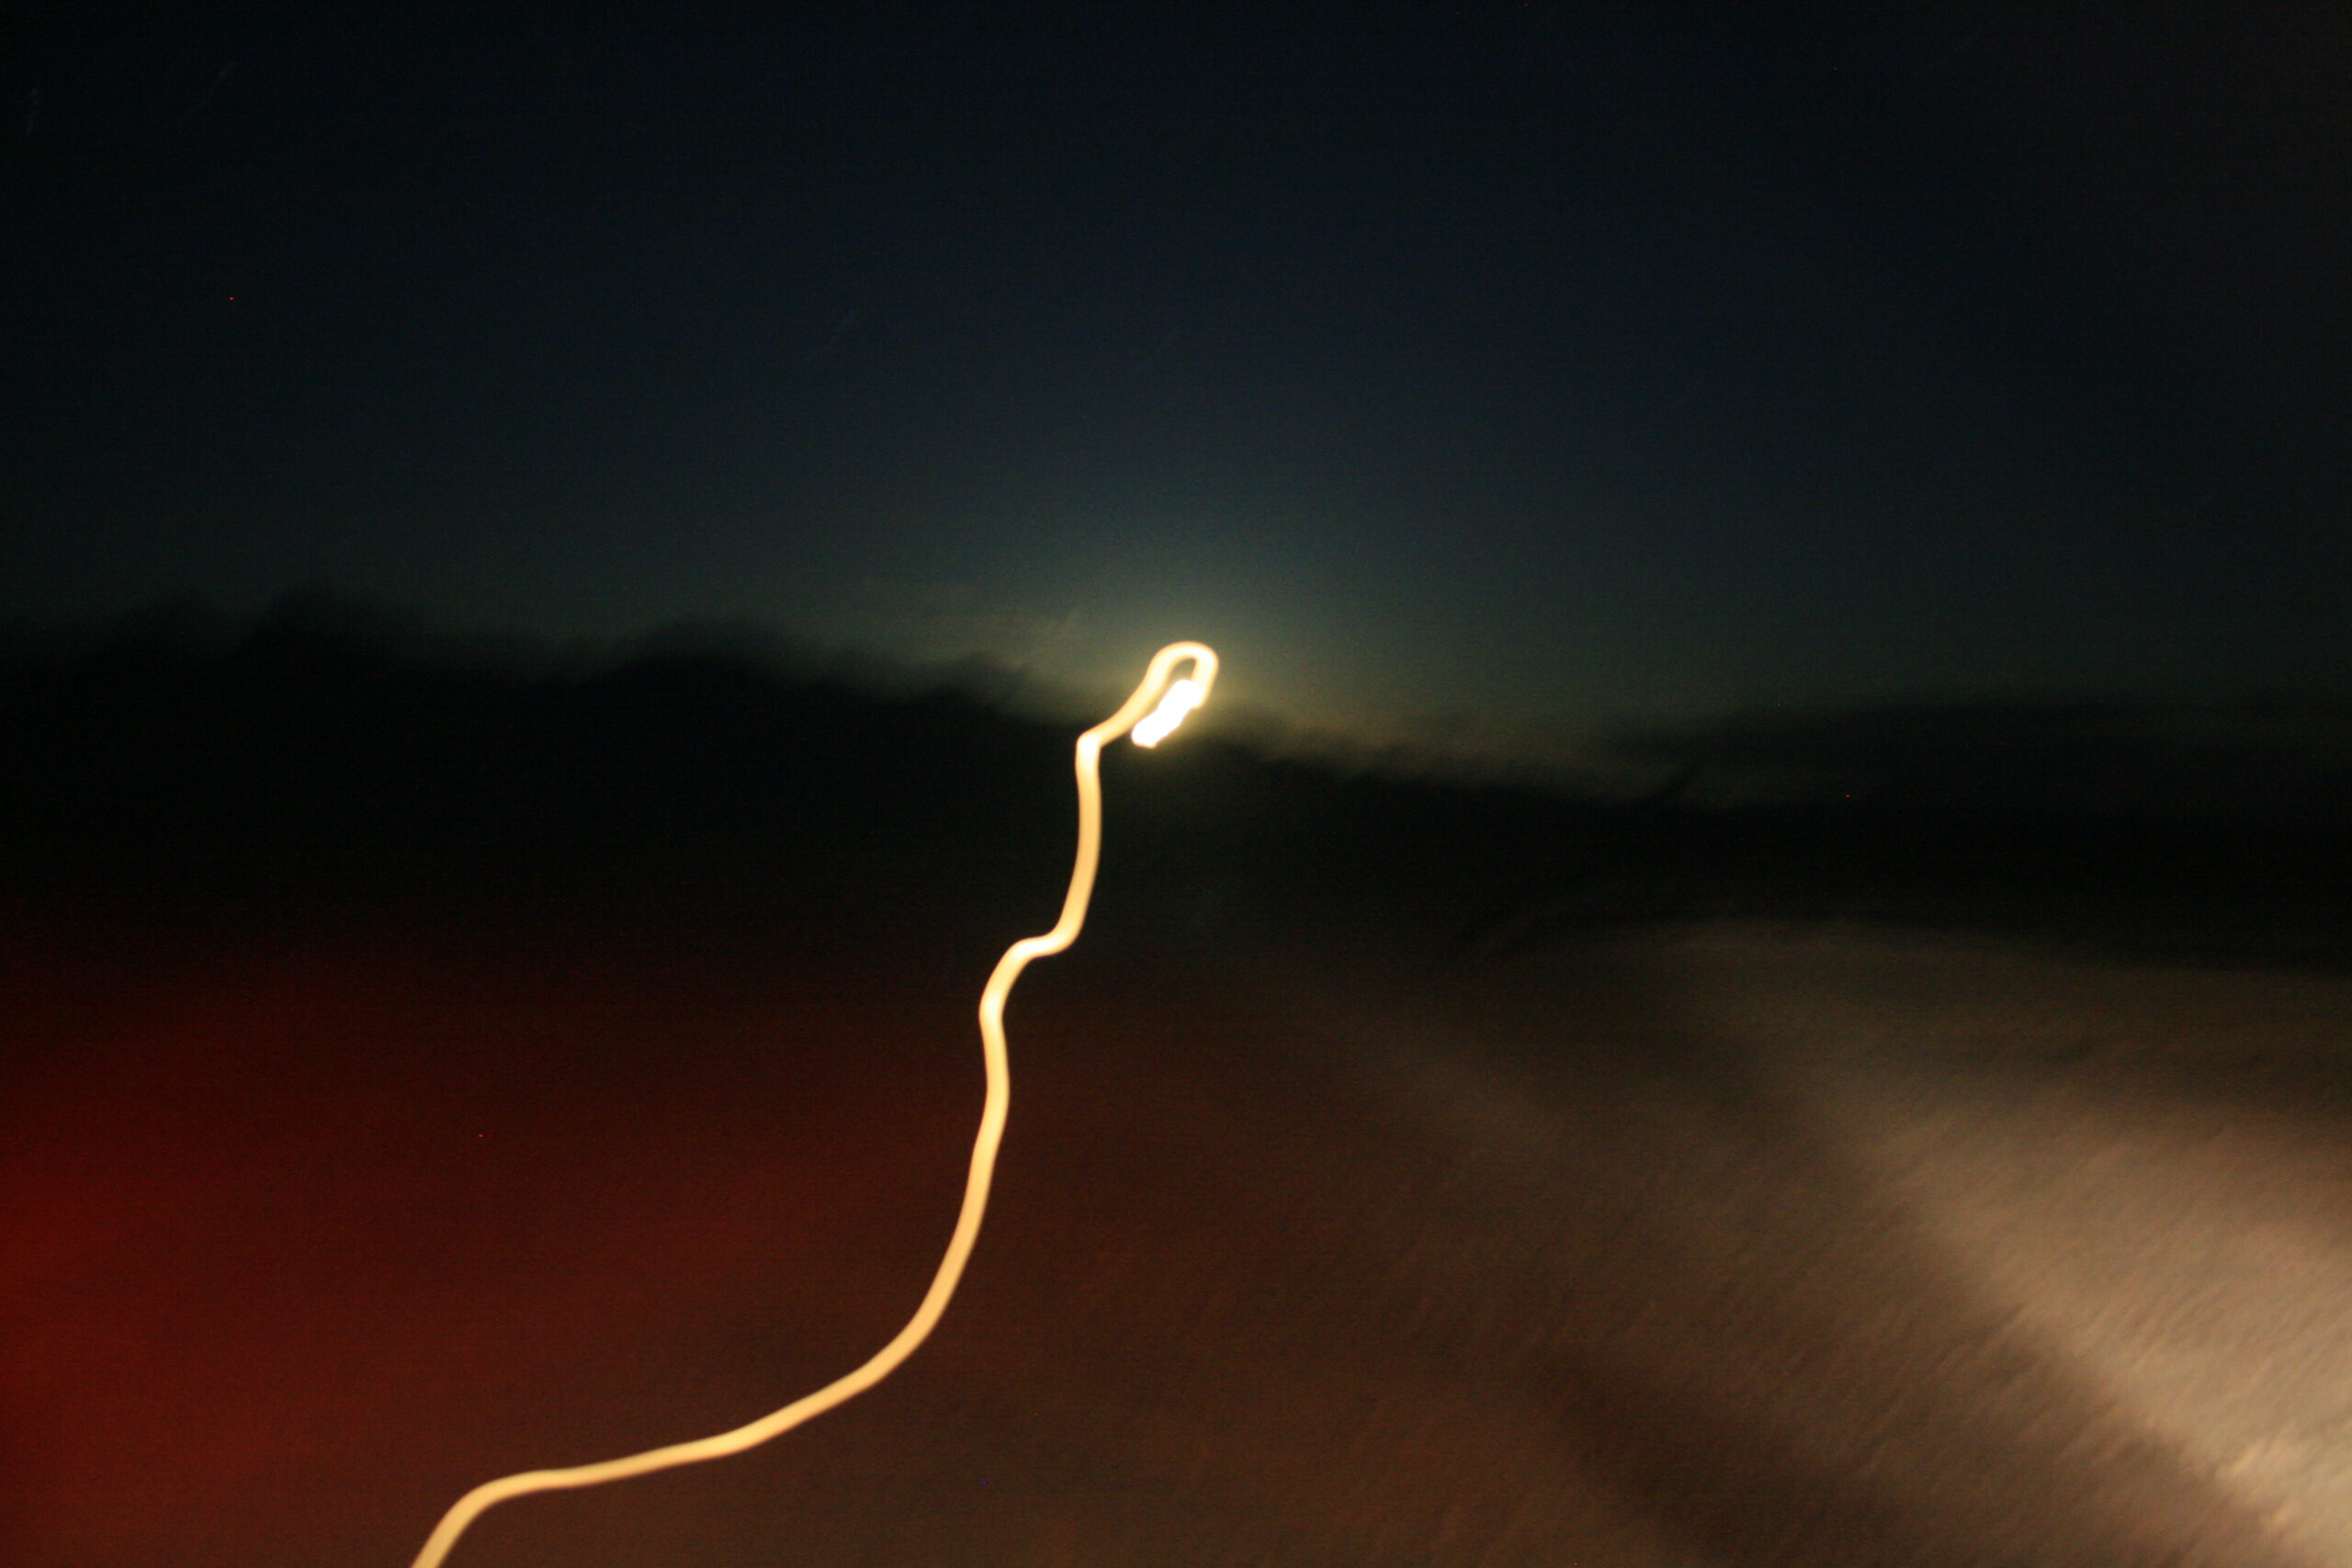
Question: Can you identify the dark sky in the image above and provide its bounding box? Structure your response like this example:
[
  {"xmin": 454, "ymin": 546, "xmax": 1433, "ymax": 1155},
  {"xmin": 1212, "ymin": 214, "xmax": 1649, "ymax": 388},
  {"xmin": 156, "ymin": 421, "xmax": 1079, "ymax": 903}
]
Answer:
[{"xmin": 6, "ymin": 2, "xmax": 2349, "ymax": 761}]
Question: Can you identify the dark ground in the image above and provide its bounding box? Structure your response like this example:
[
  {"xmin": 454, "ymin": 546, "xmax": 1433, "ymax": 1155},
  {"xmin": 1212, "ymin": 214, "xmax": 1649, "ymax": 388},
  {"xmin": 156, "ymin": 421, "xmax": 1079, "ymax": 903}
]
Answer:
[{"xmin": 6, "ymin": 606, "xmax": 2352, "ymax": 1566}]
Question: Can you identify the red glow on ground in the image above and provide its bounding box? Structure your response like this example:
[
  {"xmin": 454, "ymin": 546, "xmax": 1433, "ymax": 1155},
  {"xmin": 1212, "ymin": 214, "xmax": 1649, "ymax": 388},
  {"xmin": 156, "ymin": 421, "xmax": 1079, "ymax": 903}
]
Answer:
[{"xmin": 0, "ymin": 907, "xmax": 972, "ymax": 1566}]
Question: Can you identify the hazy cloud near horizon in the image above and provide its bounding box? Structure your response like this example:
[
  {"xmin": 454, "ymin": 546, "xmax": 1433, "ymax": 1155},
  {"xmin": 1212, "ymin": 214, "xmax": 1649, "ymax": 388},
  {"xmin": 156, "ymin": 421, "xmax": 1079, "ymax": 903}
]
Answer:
[{"xmin": 7, "ymin": 591, "xmax": 2347, "ymax": 829}]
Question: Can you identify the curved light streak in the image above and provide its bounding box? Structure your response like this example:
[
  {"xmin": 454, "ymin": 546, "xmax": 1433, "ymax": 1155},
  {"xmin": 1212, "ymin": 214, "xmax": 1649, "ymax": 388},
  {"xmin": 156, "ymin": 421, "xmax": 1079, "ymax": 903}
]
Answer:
[{"xmin": 407, "ymin": 641, "xmax": 1218, "ymax": 1568}]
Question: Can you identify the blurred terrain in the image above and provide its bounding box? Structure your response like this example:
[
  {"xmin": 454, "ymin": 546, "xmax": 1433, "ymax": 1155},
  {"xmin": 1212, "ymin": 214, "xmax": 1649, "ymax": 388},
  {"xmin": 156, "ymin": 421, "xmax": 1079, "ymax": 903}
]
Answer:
[{"xmin": 5, "ymin": 597, "xmax": 2352, "ymax": 1566}]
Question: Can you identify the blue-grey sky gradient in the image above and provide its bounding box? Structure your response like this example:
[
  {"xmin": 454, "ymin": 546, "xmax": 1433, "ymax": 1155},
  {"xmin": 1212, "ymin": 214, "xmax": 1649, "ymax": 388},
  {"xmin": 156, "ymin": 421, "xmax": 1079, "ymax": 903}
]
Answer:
[{"xmin": 7, "ymin": 3, "xmax": 2348, "ymax": 761}]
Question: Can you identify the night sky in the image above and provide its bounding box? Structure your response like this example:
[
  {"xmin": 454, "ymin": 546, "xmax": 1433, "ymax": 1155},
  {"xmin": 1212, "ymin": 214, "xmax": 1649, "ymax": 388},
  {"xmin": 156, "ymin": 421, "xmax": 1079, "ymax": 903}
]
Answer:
[{"xmin": 8, "ymin": 2, "xmax": 2349, "ymax": 761}]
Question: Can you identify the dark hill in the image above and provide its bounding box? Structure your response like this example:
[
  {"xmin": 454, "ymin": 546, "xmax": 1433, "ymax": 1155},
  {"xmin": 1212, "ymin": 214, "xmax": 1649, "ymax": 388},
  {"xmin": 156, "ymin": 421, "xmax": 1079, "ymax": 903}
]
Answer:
[{"xmin": 3, "ymin": 596, "xmax": 2347, "ymax": 972}]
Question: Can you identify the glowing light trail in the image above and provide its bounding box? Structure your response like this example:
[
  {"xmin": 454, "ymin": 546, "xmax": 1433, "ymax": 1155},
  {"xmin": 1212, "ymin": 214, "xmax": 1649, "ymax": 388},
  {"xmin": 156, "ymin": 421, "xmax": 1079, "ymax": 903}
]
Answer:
[{"xmin": 406, "ymin": 641, "xmax": 1218, "ymax": 1568}]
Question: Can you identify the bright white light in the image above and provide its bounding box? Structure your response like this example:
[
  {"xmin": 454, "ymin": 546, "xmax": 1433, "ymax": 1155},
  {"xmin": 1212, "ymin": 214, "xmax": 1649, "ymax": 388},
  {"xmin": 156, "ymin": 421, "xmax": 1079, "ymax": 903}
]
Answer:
[{"xmin": 1131, "ymin": 677, "xmax": 1205, "ymax": 748}]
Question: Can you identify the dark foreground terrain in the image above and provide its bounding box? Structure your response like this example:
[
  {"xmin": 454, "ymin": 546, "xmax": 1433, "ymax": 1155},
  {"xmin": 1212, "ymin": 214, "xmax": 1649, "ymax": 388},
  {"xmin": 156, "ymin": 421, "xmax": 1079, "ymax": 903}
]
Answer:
[{"xmin": 6, "ymin": 605, "xmax": 2352, "ymax": 1566}]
